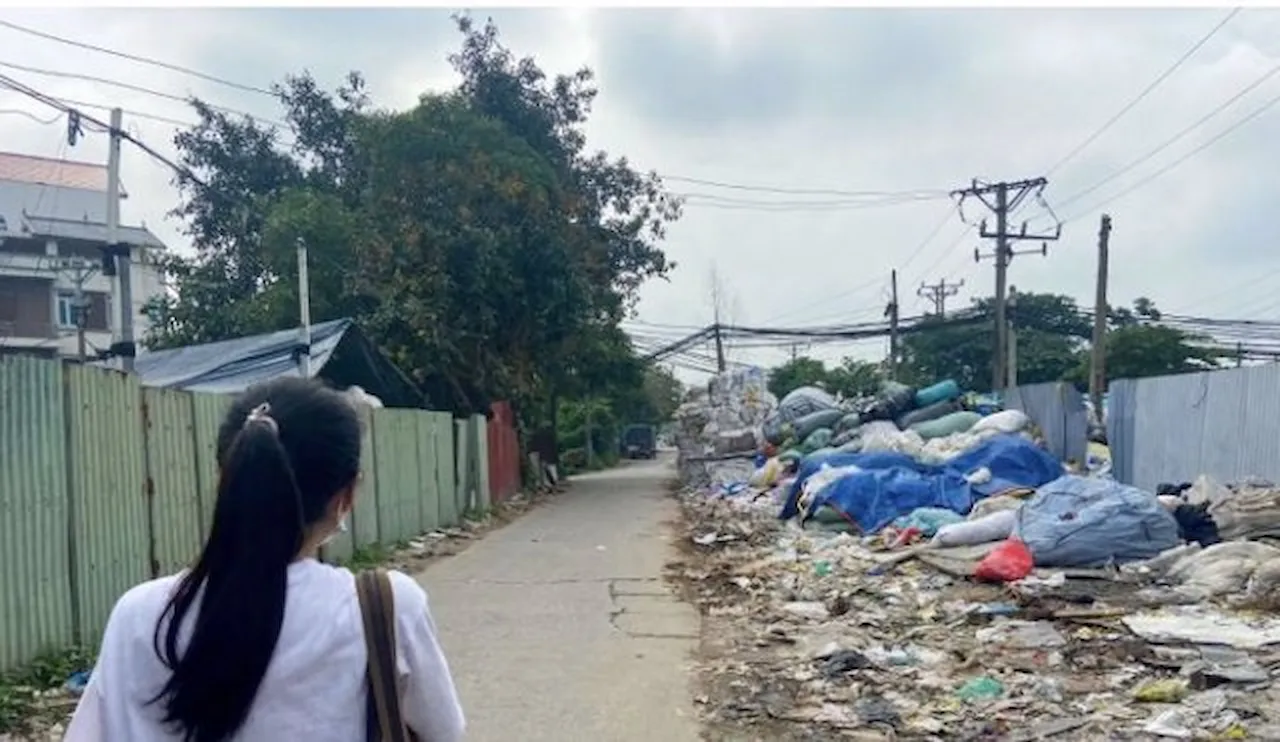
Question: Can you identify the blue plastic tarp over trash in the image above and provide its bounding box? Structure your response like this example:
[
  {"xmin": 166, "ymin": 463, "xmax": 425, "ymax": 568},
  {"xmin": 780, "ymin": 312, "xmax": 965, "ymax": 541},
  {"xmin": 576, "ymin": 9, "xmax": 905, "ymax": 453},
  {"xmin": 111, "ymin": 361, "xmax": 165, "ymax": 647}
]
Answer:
[
  {"xmin": 807, "ymin": 467, "xmax": 975, "ymax": 533},
  {"xmin": 780, "ymin": 435, "xmax": 1064, "ymax": 532},
  {"xmin": 1014, "ymin": 475, "xmax": 1181, "ymax": 567}
]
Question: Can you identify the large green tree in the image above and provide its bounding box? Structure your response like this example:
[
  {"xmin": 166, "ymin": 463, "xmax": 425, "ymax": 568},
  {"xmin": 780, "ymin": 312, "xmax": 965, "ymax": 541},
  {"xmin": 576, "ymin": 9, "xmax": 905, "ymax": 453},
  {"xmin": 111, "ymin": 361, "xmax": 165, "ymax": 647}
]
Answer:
[
  {"xmin": 898, "ymin": 292, "xmax": 1092, "ymax": 392},
  {"xmin": 145, "ymin": 17, "xmax": 679, "ymax": 420}
]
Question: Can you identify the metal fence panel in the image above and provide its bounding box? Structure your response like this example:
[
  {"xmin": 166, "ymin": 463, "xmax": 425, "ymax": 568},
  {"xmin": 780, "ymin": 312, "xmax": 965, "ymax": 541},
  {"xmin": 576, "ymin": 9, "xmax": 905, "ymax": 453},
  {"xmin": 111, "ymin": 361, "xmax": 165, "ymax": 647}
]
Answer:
[
  {"xmin": 1107, "ymin": 378, "xmax": 1138, "ymax": 485},
  {"xmin": 351, "ymin": 406, "xmax": 380, "ymax": 550},
  {"xmin": 371, "ymin": 410, "xmax": 422, "ymax": 546},
  {"xmin": 143, "ymin": 387, "xmax": 204, "ymax": 577},
  {"xmin": 189, "ymin": 392, "xmax": 230, "ymax": 539},
  {"xmin": 471, "ymin": 414, "xmax": 492, "ymax": 512},
  {"xmin": 1198, "ymin": 370, "xmax": 1249, "ymax": 482},
  {"xmin": 0, "ymin": 357, "xmax": 75, "ymax": 671},
  {"xmin": 415, "ymin": 413, "xmax": 441, "ymax": 533},
  {"xmin": 434, "ymin": 414, "xmax": 458, "ymax": 527},
  {"xmin": 1235, "ymin": 364, "xmax": 1280, "ymax": 483},
  {"xmin": 66, "ymin": 365, "xmax": 150, "ymax": 645},
  {"xmin": 1005, "ymin": 381, "xmax": 1088, "ymax": 465}
]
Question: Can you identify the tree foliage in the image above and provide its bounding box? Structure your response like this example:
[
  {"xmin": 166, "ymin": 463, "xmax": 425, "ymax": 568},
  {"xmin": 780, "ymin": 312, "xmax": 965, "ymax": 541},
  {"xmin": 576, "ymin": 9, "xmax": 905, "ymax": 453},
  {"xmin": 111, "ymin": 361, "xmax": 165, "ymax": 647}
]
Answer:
[
  {"xmin": 768, "ymin": 356, "xmax": 883, "ymax": 400},
  {"xmin": 145, "ymin": 16, "xmax": 679, "ymax": 419},
  {"xmin": 897, "ymin": 293, "xmax": 1220, "ymax": 392}
]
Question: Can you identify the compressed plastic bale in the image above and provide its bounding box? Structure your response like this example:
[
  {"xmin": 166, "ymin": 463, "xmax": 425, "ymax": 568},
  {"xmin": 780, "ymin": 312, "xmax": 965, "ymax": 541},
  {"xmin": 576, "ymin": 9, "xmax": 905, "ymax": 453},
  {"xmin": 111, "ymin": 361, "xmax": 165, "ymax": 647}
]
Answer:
[
  {"xmin": 792, "ymin": 408, "xmax": 846, "ymax": 443},
  {"xmin": 914, "ymin": 379, "xmax": 961, "ymax": 408},
  {"xmin": 895, "ymin": 399, "xmax": 961, "ymax": 430},
  {"xmin": 834, "ymin": 412, "xmax": 863, "ymax": 433},
  {"xmin": 970, "ymin": 409, "xmax": 1031, "ymax": 436},
  {"xmin": 800, "ymin": 427, "xmax": 834, "ymax": 453},
  {"xmin": 762, "ymin": 386, "xmax": 838, "ymax": 443},
  {"xmin": 910, "ymin": 410, "xmax": 982, "ymax": 440},
  {"xmin": 1014, "ymin": 476, "xmax": 1181, "ymax": 567},
  {"xmin": 837, "ymin": 439, "xmax": 863, "ymax": 454},
  {"xmin": 878, "ymin": 383, "xmax": 917, "ymax": 419}
]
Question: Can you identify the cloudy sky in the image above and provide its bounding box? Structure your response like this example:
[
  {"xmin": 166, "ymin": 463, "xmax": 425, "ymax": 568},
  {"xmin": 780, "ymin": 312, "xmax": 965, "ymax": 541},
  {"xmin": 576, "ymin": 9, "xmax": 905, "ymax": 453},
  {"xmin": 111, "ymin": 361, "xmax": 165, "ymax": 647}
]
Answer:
[{"xmin": 1, "ymin": 7, "xmax": 1276, "ymax": 378}]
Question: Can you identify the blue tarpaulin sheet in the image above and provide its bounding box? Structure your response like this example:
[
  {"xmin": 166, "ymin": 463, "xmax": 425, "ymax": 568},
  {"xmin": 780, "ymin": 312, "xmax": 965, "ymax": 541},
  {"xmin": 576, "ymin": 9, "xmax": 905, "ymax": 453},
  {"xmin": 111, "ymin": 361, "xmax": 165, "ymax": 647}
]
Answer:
[{"xmin": 780, "ymin": 434, "xmax": 1064, "ymax": 532}]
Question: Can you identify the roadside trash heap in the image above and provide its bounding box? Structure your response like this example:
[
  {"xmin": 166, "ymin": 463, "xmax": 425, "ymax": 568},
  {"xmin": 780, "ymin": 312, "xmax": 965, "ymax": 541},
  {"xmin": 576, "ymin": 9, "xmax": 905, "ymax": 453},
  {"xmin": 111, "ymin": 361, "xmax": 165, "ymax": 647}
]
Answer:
[
  {"xmin": 674, "ymin": 366, "xmax": 776, "ymax": 492},
  {"xmin": 674, "ymin": 373, "xmax": 1280, "ymax": 740}
]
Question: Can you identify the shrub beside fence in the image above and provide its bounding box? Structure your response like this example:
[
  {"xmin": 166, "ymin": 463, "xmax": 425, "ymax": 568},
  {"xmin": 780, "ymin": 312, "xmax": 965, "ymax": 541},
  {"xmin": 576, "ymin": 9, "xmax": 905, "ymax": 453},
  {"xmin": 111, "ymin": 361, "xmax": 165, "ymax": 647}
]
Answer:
[{"xmin": 0, "ymin": 356, "xmax": 496, "ymax": 673}]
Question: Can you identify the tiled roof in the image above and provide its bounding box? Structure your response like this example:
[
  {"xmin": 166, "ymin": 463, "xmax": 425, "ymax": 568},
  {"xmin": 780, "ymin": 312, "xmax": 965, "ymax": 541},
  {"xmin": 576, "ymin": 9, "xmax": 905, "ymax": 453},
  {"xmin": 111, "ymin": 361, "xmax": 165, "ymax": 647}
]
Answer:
[{"xmin": 0, "ymin": 152, "xmax": 109, "ymax": 192}]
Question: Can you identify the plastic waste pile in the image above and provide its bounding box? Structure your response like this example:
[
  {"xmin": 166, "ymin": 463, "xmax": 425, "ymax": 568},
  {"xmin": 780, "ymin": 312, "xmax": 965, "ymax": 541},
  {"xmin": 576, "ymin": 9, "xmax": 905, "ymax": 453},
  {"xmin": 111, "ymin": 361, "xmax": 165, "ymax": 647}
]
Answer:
[
  {"xmin": 672, "ymin": 377, "xmax": 1280, "ymax": 739},
  {"xmin": 674, "ymin": 367, "xmax": 777, "ymax": 490}
]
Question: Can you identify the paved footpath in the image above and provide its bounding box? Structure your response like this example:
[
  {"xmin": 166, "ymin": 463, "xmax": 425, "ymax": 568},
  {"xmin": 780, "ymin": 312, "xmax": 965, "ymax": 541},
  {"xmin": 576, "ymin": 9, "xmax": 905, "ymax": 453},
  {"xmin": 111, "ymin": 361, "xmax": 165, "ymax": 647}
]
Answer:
[{"xmin": 414, "ymin": 456, "xmax": 702, "ymax": 741}]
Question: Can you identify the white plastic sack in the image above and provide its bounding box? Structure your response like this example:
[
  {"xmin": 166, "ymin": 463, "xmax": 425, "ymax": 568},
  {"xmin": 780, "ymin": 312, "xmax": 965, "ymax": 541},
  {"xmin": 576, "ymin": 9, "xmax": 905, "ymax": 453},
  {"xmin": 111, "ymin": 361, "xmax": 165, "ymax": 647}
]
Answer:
[
  {"xmin": 931, "ymin": 509, "xmax": 1016, "ymax": 547},
  {"xmin": 970, "ymin": 409, "xmax": 1030, "ymax": 436}
]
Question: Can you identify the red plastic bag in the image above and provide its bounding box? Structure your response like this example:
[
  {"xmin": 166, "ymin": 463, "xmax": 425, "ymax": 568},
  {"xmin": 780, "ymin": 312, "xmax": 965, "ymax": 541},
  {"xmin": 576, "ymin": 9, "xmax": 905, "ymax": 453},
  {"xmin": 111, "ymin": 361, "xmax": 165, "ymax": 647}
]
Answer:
[{"xmin": 974, "ymin": 538, "xmax": 1034, "ymax": 583}]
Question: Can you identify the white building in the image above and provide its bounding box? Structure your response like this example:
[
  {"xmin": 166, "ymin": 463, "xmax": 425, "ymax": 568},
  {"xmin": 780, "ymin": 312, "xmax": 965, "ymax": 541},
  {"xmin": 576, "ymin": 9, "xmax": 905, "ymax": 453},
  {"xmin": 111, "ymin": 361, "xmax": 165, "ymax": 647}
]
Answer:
[{"xmin": 0, "ymin": 152, "xmax": 167, "ymax": 360}]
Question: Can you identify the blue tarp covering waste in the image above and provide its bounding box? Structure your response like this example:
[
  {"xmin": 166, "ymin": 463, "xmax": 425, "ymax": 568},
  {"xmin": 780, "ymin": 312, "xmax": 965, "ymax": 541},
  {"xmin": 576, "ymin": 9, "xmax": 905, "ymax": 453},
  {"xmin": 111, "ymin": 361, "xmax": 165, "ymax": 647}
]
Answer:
[{"xmin": 780, "ymin": 435, "xmax": 1064, "ymax": 533}]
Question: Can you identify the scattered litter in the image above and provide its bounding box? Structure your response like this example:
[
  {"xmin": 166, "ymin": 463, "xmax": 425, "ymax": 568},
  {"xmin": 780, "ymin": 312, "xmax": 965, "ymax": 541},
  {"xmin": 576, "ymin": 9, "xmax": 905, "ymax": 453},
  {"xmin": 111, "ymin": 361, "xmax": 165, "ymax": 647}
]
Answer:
[{"xmin": 673, "ymin": 367, "xmax": 1280, "ymax": 740}]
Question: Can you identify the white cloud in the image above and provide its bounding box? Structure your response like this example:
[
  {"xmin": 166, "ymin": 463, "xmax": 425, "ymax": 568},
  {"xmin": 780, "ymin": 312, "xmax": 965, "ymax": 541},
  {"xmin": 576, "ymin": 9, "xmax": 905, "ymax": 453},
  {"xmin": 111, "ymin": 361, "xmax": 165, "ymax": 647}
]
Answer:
[{"xmin": 1, "ymin": 7, "xmax": 1277, "ymax": 379}]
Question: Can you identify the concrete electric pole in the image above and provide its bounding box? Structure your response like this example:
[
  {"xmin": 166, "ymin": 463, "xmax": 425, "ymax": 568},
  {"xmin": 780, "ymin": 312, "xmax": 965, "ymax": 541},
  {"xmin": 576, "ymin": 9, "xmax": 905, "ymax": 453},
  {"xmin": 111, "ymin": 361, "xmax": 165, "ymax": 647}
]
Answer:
[
  {"xmin": 1089, "ymin": 215, "xmax": 1112, "ymax": 418},
  {"xmin": 917, "ymin": 278, "xmax": 964, "ymax": 317},
  {"xmin": 104, "ymin": 107, "xmax": 136, "ymax": 372},
  {"xmin": 951, "ymin": 178, "xmax": 1061, "ymax": 392},
  {"xmin": 885, "ymin": 269, "xmax": 899, "ymax": 380},
  {"xmin": 296, "ymin": 238, "xmax": 312, "ymax": 377}
]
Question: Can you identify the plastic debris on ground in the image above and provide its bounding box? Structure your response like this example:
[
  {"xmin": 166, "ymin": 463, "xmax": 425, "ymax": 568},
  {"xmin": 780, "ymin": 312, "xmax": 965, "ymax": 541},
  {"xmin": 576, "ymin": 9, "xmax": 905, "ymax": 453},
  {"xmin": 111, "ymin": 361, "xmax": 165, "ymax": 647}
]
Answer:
[{"xmin": 670, "ymin": 370, "xmax": 1280, "ymax": 741}]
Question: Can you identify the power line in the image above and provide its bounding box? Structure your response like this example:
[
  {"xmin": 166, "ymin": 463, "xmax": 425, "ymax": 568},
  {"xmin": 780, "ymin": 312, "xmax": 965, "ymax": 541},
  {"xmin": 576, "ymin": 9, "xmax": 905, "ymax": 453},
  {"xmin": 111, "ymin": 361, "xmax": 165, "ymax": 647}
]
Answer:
[
  {"xmin": 0, "ymin": 59, "xmax": 288, "ymax": 129},
  {"xmin": 0, "ymin": 19, "xmax": 278, "ymax": 98},
  {"xmin": 1057, "ymin": 48, "xmax": 1280, "ymax": 212},
  {"xmin": 0, "ymin": 106, "xmax": 59, "ymax": 125},
  {"xmin": 677, "ymin": 191, "xmax": 942, "ymax": 212},
  {"xmin": 1046, "ymin": 7, "xmax": 1240, "ymax": 176},
  {"xmin": 0, "ymin": 72, "xmax": 203, "ymax": 187},
  {"xmin": 1060, "ymin": 81, "xmax": 1280, "ymax": 224},
  {"xmin": 660, "ymin": 174, "xmax": 947, "ymax": 199}
]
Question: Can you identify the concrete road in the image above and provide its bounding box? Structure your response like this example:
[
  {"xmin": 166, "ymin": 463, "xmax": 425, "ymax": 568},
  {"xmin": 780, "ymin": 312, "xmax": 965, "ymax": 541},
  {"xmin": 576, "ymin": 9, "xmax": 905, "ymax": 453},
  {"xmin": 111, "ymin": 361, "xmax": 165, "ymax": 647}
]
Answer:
[{"xmin": 416, "ymin": 456, "xmax": 702, "ymax": 741}]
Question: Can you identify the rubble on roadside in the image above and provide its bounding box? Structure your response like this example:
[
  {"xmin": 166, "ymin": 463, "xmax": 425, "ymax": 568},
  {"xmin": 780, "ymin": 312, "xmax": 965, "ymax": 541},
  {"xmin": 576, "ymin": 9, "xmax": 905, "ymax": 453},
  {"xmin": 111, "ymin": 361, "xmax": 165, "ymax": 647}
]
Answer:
[{"xmin": 670, "ymin": 368, "xmax": 1280, "ymax": 740}]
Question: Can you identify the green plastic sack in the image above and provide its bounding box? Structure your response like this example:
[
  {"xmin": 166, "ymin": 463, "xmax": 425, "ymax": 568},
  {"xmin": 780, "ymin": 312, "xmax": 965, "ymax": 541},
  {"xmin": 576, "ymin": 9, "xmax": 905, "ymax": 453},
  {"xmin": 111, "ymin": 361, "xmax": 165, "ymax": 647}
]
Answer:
[
  {"xmin": 792, "ymin": 409, "xmax": 845, "ymax": 442},
  {"xmin": 911, "ymin": 411, "xmax": 982, "ymax": 440},
  {"xmin": 777, "ymin": 448, "xmax": 804, "ymax": 465},
  {"xmin": 801, "ymin": 427, "xmax": 834, "ymax": 453},
  {"xmin": 834, "ymin": 412, "xmax": 863, "ymax": 433}
]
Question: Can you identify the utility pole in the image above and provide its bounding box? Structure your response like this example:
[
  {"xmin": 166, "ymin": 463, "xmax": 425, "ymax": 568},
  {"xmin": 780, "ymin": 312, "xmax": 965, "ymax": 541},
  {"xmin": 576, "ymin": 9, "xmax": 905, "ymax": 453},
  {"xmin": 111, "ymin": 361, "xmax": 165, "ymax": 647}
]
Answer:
[
  {"xmin": 55, "ymin": 257, "xmax": 98, "ymax": 363},
  {"xmin": 104, "ymin": 107, "xmax": 135, "ymax": 372},
  {"xmin": 885, "ymin": 269, "xmax": 899, "ymax": 380},
  {"xmin": 712, "ymin": 323, "xmax": 726, "ymax": 372},
  {"xmin": 1089, "ymin": 215, "xmax": 1112, "ymax": 418},
  {"xmin": 296, "ymin": 238, "xmax": 312, "ymax": 377},
  {"xmin": 917, "ymin": 278, "xmax": 964, "ymax": 317},
  {"xmin": 953, "ymin": 177, "xmax": 1061, "ymax": 392}
]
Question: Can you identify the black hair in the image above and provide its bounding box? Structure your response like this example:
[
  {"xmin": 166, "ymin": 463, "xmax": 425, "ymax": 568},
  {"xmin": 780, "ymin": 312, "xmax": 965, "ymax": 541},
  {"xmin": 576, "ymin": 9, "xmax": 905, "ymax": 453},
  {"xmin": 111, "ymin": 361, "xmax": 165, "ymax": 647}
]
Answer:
[{"xmin": 151, "ymin": 377, "xmax": 362, "ymax": 742}]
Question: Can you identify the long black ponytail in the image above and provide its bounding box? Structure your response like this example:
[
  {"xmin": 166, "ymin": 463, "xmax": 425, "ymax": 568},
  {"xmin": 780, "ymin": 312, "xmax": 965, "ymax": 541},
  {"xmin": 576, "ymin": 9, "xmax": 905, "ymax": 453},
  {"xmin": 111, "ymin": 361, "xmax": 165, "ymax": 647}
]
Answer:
[{"xmin": 151, "ymin": 378, "xmax": 362, "ymax": 742}]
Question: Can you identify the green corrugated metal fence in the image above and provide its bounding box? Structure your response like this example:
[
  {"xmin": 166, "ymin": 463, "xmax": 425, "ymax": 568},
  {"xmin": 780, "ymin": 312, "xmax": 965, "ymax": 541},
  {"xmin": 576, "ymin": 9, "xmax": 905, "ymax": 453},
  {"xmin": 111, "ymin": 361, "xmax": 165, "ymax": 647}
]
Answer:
[
  {"xmin": 0, "ymin": 357, "xmax": 500, "ymax": 672},
  {"xmin": 0, "ymin": 358, "xmax": 75, "ymax": 671}
]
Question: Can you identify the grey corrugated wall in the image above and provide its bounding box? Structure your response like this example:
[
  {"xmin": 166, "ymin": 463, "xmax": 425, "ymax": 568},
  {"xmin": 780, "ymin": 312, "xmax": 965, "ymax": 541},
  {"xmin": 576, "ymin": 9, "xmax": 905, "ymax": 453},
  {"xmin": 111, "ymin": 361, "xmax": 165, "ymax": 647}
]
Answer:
[
  {"xmin": 1106, "ymin": 364, "xmax": 1280, "ymax": 492},
  {"xmin": 1005, "ymin": 381, "xmax": 1088, "ymax": 465}
]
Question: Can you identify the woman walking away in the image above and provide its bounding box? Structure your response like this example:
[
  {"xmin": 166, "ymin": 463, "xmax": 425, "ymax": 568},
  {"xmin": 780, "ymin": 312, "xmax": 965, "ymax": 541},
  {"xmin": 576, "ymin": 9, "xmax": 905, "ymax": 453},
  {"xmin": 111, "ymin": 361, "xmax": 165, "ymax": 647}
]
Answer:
[{"xmin": 64, "ymin": 378, "xmax": 466, "ymax": 742}]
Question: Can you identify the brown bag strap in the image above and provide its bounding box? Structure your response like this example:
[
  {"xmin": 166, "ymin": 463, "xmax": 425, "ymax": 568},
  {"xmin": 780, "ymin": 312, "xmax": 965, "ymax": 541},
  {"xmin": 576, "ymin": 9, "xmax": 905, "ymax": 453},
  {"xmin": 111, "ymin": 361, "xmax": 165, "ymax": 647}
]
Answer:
[{"xmin": 357, "ymin": 570, "xmax": 411, "ymax": 742}]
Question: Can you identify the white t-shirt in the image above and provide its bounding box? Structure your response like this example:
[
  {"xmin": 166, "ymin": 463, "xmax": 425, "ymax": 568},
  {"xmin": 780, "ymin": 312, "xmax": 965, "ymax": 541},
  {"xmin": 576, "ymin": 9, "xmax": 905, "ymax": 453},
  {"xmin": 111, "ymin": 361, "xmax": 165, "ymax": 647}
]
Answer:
[{"xmin": 64, "ymin": 560, "xmax": 465, "ymax": 742}]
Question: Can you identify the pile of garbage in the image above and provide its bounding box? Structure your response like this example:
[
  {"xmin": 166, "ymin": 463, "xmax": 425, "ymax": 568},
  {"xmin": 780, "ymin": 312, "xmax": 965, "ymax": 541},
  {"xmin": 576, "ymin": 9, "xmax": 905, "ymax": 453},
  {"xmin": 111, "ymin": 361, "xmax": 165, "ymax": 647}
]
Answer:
[{"xmin": 672, "ymin": 371, "xmax": 1280, "ymax": 740}]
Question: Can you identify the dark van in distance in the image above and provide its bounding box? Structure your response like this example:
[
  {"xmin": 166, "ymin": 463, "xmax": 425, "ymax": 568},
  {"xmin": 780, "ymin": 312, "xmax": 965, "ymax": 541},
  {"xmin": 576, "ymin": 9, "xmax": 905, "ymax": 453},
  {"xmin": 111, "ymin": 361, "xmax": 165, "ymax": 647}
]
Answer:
[{"xmin": 621, "ymin": 424, "xmax": 657, "ymax": 459}]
